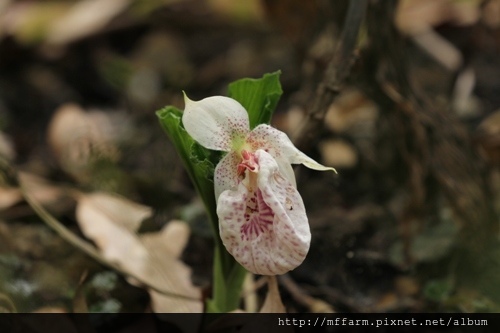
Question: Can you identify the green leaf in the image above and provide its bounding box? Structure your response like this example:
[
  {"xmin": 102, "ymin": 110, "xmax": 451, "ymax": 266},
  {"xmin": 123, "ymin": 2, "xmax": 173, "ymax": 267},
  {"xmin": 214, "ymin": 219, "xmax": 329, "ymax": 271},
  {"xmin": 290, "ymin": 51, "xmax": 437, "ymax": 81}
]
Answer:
[
  {"xmin": 157, "ymin": 71, "xmax": 284, "ymax": 313},
  {"xmin": 156, "ymin": 106, "xmax": 246, "ymax": 313},
  {"xmin": 156, "ymin": 106, "xmax": 218, "ymax": 230},
  {"xmin": 228, "ymin": 71, "xmax": 283, "ymax": 129}
]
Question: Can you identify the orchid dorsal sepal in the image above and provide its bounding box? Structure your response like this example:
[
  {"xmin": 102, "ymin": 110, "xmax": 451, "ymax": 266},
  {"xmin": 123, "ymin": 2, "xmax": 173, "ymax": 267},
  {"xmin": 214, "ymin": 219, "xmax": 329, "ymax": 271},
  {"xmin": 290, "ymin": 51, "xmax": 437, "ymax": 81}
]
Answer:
[
  {"xmin": 182, "ymin": 93, "xmax": 249, "ymax": 153},
  {"xmin": 181, "ymin": 93, "xmax": 336, "ymax": 276}
]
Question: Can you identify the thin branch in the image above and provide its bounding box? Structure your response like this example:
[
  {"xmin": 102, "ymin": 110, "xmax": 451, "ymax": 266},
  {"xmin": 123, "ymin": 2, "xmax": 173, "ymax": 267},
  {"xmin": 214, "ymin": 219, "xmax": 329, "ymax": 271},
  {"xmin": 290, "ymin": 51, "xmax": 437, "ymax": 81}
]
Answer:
[
  {"xmin": 278, "ymin": 275, "xmax": 335, "ymax": 312},
  {"xmin": 14, "ymin": 172, "xmax": 200, "ymax": 302},
  {"xmin": 293, "ymin": 0, "xmax": 368, "ymax": 149}
]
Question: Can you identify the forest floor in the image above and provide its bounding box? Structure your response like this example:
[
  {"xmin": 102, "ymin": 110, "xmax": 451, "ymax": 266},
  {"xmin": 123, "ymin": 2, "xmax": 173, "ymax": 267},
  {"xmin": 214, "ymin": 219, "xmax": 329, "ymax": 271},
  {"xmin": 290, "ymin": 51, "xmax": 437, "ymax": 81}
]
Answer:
[{"xmin": 0, "ymin": 0, "xmax": 499, "ymax": 315}]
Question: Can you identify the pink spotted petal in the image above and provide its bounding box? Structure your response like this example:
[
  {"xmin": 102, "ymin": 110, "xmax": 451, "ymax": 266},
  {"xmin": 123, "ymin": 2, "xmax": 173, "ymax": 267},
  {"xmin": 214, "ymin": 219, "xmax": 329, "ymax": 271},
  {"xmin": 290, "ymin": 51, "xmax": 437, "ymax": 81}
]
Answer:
[
  {"xmin": 248, "ymin": 124, "xmax": 336, "ymax": 173},
  {"xmin": 274, "ymin": 156, "xmax": 297, "ymax": 187},
  {"xmin": 182, "ymin": 95, "xmax": 250, "ymax": 151},
  {"xmin": 214, "ymin": 151, "xmax": 240, "ymax": 200},
  {"xmin": 217, "ymin": 149, "xmax": 310, "ymax": 275}
]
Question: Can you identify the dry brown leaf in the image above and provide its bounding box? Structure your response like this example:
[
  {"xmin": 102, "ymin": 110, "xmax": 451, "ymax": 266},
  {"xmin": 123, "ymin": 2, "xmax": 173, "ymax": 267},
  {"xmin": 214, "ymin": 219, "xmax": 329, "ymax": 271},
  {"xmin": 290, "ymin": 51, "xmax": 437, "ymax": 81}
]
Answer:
[
  {"xmin": 47, "ymin": 103, "xmax": 123, "ymax": 178},
  {"xmin": 478, "ymin": 110, "xmax": 500, "ymax": 138},
  {"xmin": 260, "ymin": 276, "xmax": 285, "ymax": 313},
  {"xmin": 0, "ymin": 131, "xmax": 16, "ymax": 161},
  {"xmin": 0, "ymin": 2, "xmax": 70, "ymax": 44},
  {"xmin": 396, "ymin": 0, "xmax": 480, "ymax": 35},
  {"xmin": 483, "ymin": 0, "xmax": 500, "ymax": 28},
  {"xmin": 48, "ymin": 103, "xmax": 99, "ymax": 176},
  {"xmin": 324, "ymin": 90, "xmax": 378, "ymax": 134},
  {"xmin": 140, "ymin": 221, "xmax": 203, "ymax": 313},
  {"xmin": 79, "ymin": 192, "xmax": 151, "ymax": 232},
  {"xmin": 0, "ymin": 187, "xmax": 22, "ymax": 211},
  {"xmin": 319, "ymin": 139, "xmax": 358, "ymax": 169},
  {"xmin": 394, "ymin": 276, "xmax": 420, "ymax": 297},
  {"xmin": 477, "ymin": 110, "xmax": 500, "ymax": 164},
  {"xmin": 18, "ymin": 172, "xmax": 67, "ymax": 209},
  {"xmin": 285, "ymin": 106, "xmax": 305, "ymax": 133},
  {"xmin": 76, "ymin": 192, "xmax": 151, "ymax": 264},
  {"xmin": 395, "ymin": 0, "xmax": 478, "ymax": 71},
  {"xmin": 75, "ymin": 193, "xmax": 202, "ymax": 312},
  {"xmin": 46, "ymin": 0, "xmax": 131, "ymax": 45}
]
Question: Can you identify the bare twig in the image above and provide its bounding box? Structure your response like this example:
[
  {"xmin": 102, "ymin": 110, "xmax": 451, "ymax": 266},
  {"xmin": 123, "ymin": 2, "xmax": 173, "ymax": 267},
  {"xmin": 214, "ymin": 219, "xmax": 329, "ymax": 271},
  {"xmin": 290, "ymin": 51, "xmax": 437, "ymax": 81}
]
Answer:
[
  {"xmin": 356, "ymin": 0, "xmax": 497, "ymax": 253},
  {"xmin": 8, "ymin": 169, "xmax": 200, "ymax": 303},
  {"xmin": 293, "ymin": 0, "xmax": 368, "ymax": 149},
  {"xmin": 279, "ymin": 274, "xmax": 335, "ymax": 313},
  {"xmin": 0, "ymin": 292, "xmax": 17, "ymax": 313}
]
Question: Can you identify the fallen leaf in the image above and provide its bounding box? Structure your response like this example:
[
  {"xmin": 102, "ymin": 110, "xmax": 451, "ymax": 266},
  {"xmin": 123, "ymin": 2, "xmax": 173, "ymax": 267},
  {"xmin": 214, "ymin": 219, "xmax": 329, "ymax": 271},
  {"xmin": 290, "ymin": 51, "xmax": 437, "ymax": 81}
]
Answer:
[
  {"xmin": 18, "ymin": 173, "xmax": 68, "ymax": 213},
  {"xmin": 483, "ymin": 0, "xmax": 500, "ymax": 28},
  {"xmin": 260, "ymin": 276, "xmax": 285, "ymax": 313},
  {"xmin": 477, "ymin": 110, "xmax": 500, "ymax": 165},
  {"xmin": 46, "ymin": 0, "xmax": 131, "ymax": 45},
  {"xmin": 0, "ymin": 131, "xmax": 16, "ymax": 161},
  {"xmin": 0, "ymin": 187, "xmax": 22, "ymax": 211},
  {"xmin": 75, "ymin": 193, "xmax": 202, "ymax": 312},
  {"xmin": 76, "ymin": 192, "xmax": 151, "ymax": 264},
  {"xmin": 394, "ymin": 276, "xmax": 420, "ymax": 297},
  {"xmin": 47, "ymin": 103, "xmax": 124, "ymax": 179},
  {"xmin": 324, "ymin": 89, "xmax": 378, "ymax": 134},
  {"xmin": 319, "ymin": 139, "xmax": 358, "ymax": 169},
  {"xmin": 396, "ymin": 0, "xmax": 480, "ymax": 35},
  {"xmin": 78, "ymin": 192, "xmax": 151, "ymax": 232},
  {"xmin": 1, "ymin": 2, "xmax": 70, "ymax": 44},
  {"xmin": 140, "ymin": 222, "xmax": 203, "ymax": 313},
  {"xmin": 478, "ymin": 110, "xmax": 500, "ymax": 138},
  {"xmin": 374, "ymin": 292, "xmax": 400, "ymax": 312}
]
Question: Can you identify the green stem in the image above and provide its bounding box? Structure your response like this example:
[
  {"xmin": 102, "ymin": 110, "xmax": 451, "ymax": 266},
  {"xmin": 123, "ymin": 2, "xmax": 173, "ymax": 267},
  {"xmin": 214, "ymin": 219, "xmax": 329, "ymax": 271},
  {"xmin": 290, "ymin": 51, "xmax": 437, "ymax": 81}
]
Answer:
[{"xmin": 205, "ymin": 208, "xmax": 247, "ymax": 313}]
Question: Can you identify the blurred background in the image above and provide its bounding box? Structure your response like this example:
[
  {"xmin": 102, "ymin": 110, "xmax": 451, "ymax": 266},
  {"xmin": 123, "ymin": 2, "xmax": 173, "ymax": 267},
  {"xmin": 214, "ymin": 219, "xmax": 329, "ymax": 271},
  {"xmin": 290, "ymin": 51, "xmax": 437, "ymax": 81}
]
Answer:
[{"xmin": 0, "ymin": 0, "xmax": 499, "ymax": 314}]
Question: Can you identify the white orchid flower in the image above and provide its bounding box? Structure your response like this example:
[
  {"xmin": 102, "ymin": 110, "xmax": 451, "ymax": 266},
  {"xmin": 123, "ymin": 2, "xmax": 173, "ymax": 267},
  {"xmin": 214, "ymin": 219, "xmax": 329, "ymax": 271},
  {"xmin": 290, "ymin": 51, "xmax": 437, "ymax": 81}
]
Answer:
[{"xmin": 182, "ymin": 94, "xmax": 335, "ymax": 275}]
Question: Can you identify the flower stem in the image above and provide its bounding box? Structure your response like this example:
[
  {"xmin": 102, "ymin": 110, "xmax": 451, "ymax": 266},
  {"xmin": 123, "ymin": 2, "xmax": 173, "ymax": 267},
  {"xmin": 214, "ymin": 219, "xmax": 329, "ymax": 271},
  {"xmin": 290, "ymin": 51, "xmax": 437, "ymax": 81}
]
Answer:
[{"xmin": 206, "ymin": 210, "xmax": 247, "ymax": 313}]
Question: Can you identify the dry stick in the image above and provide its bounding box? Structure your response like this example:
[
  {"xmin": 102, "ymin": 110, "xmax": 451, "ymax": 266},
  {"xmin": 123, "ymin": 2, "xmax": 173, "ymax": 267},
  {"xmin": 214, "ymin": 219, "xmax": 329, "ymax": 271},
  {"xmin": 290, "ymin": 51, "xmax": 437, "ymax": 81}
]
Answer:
[
  {"xmin": 293, "ymin": 0, "xmax": 369, "ymax": 149},
  {"xmin": 278, "ymin": 275, "xmax": 334, "ymax": 313},
  {"xmin": 359, "ymin": 0, "xmax": 497, "ymax": 252},
  {"xmin": 16, "ymin": 172, "xmax": 200, "ymax": 302},
  {"xmin": 0, "ymin": 293, "xmax": 17, "ymax": 313}
]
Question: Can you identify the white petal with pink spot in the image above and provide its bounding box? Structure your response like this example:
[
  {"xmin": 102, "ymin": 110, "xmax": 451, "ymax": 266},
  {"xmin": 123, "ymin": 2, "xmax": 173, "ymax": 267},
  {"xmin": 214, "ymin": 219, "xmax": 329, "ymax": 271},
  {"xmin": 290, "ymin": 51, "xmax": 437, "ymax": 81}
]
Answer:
[
  {"xmin": 217, "ymin": 150, "xmax": 309, "ymax": 275},
  {"xmin": 182, "ymin": 95, "xmax": 249, "ymax": 151},
  {"xmin": 181, "ymin": 95, "xmax": 335, "ymax": 275}
]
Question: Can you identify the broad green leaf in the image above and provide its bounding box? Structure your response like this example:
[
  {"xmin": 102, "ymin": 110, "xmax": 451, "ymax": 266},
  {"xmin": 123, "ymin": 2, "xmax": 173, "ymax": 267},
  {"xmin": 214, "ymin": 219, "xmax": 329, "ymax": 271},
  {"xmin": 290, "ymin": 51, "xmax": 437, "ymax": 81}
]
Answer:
[
  {"xmin": 228, "ymin": 71, "xmax": 283, "ymax": 129},
  {"xmin": 156, "ymin": 106, "xmax": 217, "ymax": 229},
  {"xmin": 157, "ymin": 71, "xmax": 283, "ymax": 312},
  {"xmin": 156, "ymin": 106, "xmax": 246, "ymax": 312}
]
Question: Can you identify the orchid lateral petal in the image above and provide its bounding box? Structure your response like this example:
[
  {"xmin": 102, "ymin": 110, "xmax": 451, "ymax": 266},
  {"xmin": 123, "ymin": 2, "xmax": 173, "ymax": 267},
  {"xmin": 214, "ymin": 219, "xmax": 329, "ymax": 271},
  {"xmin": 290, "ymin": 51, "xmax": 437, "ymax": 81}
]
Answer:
[
  {"xmin": 182, "ymin": 94, "xmax": 250, "ymax": 151},
  {"xmin": 248, "ymin": 124, "xmax": 336, "ymax": 173},
  {"xmin": 217, "ymin": 150, "xmax": 310, "ymax": 275},
  {"xmin": 214, "ymin": 151, "xmax": 240, "ymax": 200},
  {"xmin": 274, "ymin": 156, "xmax": 296, "ymax": 188}
]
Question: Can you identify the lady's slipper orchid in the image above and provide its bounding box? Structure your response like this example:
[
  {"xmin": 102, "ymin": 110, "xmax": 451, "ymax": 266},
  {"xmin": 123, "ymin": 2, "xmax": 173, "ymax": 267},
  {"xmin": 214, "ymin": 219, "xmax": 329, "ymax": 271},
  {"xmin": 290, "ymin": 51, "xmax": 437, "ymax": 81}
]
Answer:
[{"xmin": 182, "ymin": 94, "xmax": 335, "ymax": 275}]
